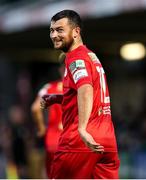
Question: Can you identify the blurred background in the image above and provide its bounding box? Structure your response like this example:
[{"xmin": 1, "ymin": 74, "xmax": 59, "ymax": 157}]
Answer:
[{"xmin": 0, "ymin": 0, "xmax": 146, "ymax": 178}]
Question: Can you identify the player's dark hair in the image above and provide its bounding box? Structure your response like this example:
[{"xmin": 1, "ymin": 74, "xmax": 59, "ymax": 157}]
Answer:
[{"xmin": 51, "ymin": 10, "xmax": 82, "ymax": 30}]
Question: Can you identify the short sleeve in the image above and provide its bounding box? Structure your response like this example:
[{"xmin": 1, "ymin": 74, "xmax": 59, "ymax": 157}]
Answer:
[{"xmin": 68, "ymin": 59, "xmax": 93, "ymax": 89}]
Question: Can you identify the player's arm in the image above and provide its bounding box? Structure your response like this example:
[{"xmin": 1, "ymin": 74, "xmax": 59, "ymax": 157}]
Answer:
[
  {"xmin": 77, "ymin": 84, "xmax": 104, "ymax": 153},
  {"xmin": 31, "ymin": 96, "xmax": 46, "ymax": 137},
  {"xmin": 40, "ymin": 94, "xmax": 63, "ymax": 109}
]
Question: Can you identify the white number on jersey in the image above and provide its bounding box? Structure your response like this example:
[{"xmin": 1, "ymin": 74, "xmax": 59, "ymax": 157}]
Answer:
[{"xmin": 96, "ymin": 65, "xmax": 110, "ymax": 104}]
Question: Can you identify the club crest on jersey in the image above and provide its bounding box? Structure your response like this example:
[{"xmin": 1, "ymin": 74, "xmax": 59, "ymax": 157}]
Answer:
[
  {"xmin": 88, "ymin": 52, "xmax": 100, "ymax": 63},
  {"xmin": 69, "ymin": 60, "xmax": 85, "ymax": 74},
  {"xmin": 69, "ymin": 62, "xmax": 76, "ymax": 74}
]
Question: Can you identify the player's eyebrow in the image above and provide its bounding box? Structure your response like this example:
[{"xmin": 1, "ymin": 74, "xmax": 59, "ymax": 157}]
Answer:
[
  {"xmin": 50, "ymin": 26, "xmax": 64, "ymax": 31},
  {"xmin": 54, "ymin": 25, "xmax": 63, "ymax": 28}
]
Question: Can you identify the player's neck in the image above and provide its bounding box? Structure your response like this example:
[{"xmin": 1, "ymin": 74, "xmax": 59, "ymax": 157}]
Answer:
[{"xmin": 68, "ymin": 38, "xmax": 83, "ymax": 52}]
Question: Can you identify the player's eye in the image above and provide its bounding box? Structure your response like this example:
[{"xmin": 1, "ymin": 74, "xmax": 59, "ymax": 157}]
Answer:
[
  {"xmin": 57, "ymin": 28, "xmax": 64, "ymax": 33},
  {"xmin": 50, "ymin": 28, "xmax": 54, "ymax": 33}
]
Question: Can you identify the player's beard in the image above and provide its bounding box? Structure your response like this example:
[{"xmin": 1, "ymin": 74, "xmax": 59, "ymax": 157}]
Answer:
[
  {"xmin": 53, "ymin": 35, "xmax": 74, "ymax": 52},
  {"xmin": 60, "ymin": 38, "xmax": 74, "ymax": 52}
]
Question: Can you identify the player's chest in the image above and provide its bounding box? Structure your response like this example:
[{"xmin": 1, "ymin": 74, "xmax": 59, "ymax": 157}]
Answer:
[
  {"xmin": 63, "ymin": 68, "xmax": 70, "ymax": 88},
  {"xmin": 63, "ymin": 67, "xmax": 75, "ymax": 92}
]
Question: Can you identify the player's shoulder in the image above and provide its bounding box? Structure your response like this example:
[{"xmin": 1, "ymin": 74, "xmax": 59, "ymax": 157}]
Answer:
[
  {"xmin": 76, "ymin": 45, "xmax": 91, "ymax": 59},
  {"xmin": 75, "ymin": 45, "xmax": 99, "ymax": 62},
  {"xmin": 48, "ymin": 80, "xmax": 62, "ymax": 88},
  {"xmin": 52, "ymin": 80, "xmax": 63, "ymax": 89},
  {"xmin": 67, "ymin": 46, "xmax": 90, "ymax": 64},
  {"xmin": 40, "ymin": 81, "xmax": 59, "ymax": 91},
  {"xmin": 48, "ymin": 80, "xmax": 63, "ymax": 93}
]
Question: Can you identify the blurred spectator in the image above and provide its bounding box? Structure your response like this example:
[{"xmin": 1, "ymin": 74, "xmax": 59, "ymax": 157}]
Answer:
[
  {"xmin": 8, "ymin": 104, "xmax": 29, "ymax": 178},
  {"xmin": 31, "ymin": 59, "xmax": 65, "ymax": 178}
]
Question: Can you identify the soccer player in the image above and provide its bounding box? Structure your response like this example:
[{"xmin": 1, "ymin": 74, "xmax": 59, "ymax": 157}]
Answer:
[
  {"xmin": 41, "ymin": 9, "xmax": 120, "ymax": 179},
  {"xmin": 31, "ymin": 63, "xmax": 64, "ymax": 177}
]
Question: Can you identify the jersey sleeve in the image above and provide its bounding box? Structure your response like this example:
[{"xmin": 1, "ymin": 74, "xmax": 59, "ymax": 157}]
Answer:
[{"xmin": 68, "ymin": 58, "xmax": 93, "ymax": 89}]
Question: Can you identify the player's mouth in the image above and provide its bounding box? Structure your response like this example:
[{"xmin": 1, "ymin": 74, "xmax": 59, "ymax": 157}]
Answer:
[
  {"xmin": 54, "ymin": 40, "xmax": 62, "ymax": 44},
  {"xmin": 53, "ymin": 40, "xmax": 63, "ymax": 47}
]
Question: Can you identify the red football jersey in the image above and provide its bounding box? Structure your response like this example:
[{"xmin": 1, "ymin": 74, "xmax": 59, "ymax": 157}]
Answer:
[
  {"xmin": 58, "ymin": 45, "xmax": 118, "ymax": 152},
  {"xmin": 38, "ymin": 81, "xmax": 63, "ymax": 152}
]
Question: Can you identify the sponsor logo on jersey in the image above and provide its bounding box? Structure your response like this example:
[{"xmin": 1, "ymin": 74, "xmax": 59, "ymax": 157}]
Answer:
[
  {"xmin": 73, "ymin": 69, "xmax": 88, "ymax": 83},
  {"xmin": 103, "ymin": 106, "xmax": 111, "ymax": 115},
  {"xmin": 98, "ymin": 106, "xmax": 111, "ymax": 115},
  {"xmin": 75, "ymin": 60, "xmax": 85, "ymax": 68},
  {"xmin": 69, "ymin": 60, "xmax": 85, "ymax": 74}
]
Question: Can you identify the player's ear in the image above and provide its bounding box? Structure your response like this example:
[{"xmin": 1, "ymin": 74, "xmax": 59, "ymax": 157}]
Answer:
[{"xmin": 73, "ymin": 27, "xmax": 80, "ymax": 38}]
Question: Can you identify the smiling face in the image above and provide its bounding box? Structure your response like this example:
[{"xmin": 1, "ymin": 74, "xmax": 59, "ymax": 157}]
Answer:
[{"xmin": 50, "ymin": 18, "xmax": 76, "ymax": 52}]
